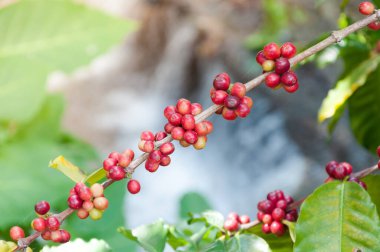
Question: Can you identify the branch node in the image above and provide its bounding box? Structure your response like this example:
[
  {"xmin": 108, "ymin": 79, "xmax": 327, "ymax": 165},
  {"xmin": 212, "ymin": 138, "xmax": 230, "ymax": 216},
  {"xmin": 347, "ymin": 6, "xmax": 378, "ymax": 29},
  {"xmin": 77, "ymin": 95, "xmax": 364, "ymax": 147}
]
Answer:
[{"xmin": 331, "ymin": 31, "xmax": 343, "ymax": 43}]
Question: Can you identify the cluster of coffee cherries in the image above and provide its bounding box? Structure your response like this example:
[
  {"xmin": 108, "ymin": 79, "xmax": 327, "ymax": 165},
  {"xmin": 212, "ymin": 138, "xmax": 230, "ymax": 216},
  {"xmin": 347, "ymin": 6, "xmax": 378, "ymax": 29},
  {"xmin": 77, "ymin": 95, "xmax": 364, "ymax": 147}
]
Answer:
[
  {"xmin": 139, "ymin": 130, "xmax": 175, "ymax": 172},
  {"xmin": 67, "ymin": 182, "xmax": 110, "ymax": 220},
  {"xmin": 256, "ymin": 42, "xmax": 299, "ymax": 93},
  {"xmin": 210, "ymin": 73, "xmax": 254, "ymax": 120},
  {"xmin": 257, "ymin": 190, "xmax": 298, "ymax": 236},
  {"xmin": 223, "ymin": 212, "xmax": 251, "ymax": 232},
  {"xmin": 358, "ymin": 2, "xmax": 380, "ymax": 30},
  {"xmin": 324, "ymin": 161, "xmax": 367, "ymax": 189},
  {"xmin": 0, "ymin": 239, "xmax": 32, "ymax": 252},
  {"xmin": 164, "ymin": 98, "xmax": 213, "ymax": 149},
  {"xmin": 102, "ymin": 149, "xmax": 134, "ymax": 181}
]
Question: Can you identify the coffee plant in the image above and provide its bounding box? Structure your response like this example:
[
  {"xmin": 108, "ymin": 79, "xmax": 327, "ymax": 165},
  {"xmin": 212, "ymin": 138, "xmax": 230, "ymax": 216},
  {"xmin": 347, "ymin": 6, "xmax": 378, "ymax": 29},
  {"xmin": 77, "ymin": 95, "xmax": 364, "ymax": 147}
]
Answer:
[{"xmin": 1, "ymin": 1, "xmax": 380, "ymax": 251}]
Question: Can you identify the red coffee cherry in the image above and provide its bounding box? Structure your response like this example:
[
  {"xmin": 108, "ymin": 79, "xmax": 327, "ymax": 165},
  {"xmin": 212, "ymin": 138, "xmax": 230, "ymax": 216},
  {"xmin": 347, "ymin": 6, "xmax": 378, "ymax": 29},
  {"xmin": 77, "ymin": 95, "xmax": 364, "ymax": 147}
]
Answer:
[
  {"xmin": 103, "ymin": 158, "xmax": 118, "ymax": 171},
  {"xmin": 224, "ymin": 95, "xmax": 240, "ymax": 109},
  {"xmin": 160, "ymin": 156, "xmax": 171, "ymax": 166},
  {"xmin": 164, "ymin": 105, "xmax": 176, "ymax": 119},
  {"xmin": 270, "ymin": 221, "xmax": 285, "ymax": 236},
  {"xmin": 222, "ymin": 107, "xmax": 237, "ymax": 121},
  {"xmin": 283, "ymin": 82, "xmax": 299, "ymax": 93},
  {"xmin": 213, "ymin": 73, "xmax": 231, "ymax": 91},
  {"xmin": 32, "ymin": 217, "xmax": 47, "ymax": 232},
  {"xmin": 10, "ymin": 226, "xmax": 25, "ymax": 241},
  {"xmin": 241, "ymin": 96, "xmax": 253, "ymax": 109},
  {"xmin": 50, "ymin": 230, "xmax": 63, "ymax": 243},
  {"xmin": 68, "ymin": 194, "xmax": 83, "ymax": 210},
  {"xmin": 281, "ymin": 42, "xmax": 297, "ymax": 58},
  {"xmin": 377, "ymin": 146, "xmax": 380, "ymax": 157},
  {"xmin": 168, "ymin": 113, "xmax": 183, "ymax": 126},
  {"xmin": 325, "ymin": 161, "xmax": 338, "ymax": 177},
  {"xmin": 263, "ymin": 42, "xmax": 281, "ymax": 60},
  {"xmin": 333, "ymin": 164, "xmax": 347, "ymax": 180},
  {"xmin": 340, "ymin": 162, "xmax": 353, "ymax": 175},
  {"xmin": 227, "ymin": 212, "xmax": 239, "ymax": 222},
  {"xmin": 281, "ymin": 71, "xmax": 298, "ymax": 86},
  {"xmin": 46, "ymin": 216, "xmax": 60, "ymax": 231},
  {"xmin": 108, "ymin": 152, "xmax": 120, "ymax": 161},
  {"xmin": 183, "ymin": 130, "xmax": 198, "ymax": 144},
  {"xmin": 149, "ymin": 150, "xmax": 163, "ymax": 163},
  {"xmin": 164, "ymin": 123, "xmax": 175, "ymax": 134},
  {"xmin": 160, "ymin": 142, "xmax": 175, "ymax": 155},
  {"xmin": 256, "ymin": 50, "xmax": 267, "ymax": 65},
  {"xmin": 77, "ymin": 208, "xmax": 89, "ymax": 219},
  {"xmin": 60, "ymin": 230, "xmax": 71, "ymax": 243},
  {"xmin": 262, "ymin": 214, "xmax": 272, "ymax": 224},
  {"xmin": 257, "ymin": 211, "xmax": 265, "ymax": 222},
  {"xmin": 145, "ymin": 160, "xmax": 160, "ymax": 172},
  {"xmin": 224, "ymin": 218, "xmax": 239, "ymax": 232},
  {"xmin": 230, "ymin": 82, "xmax": 246, "ymax": 98},
  {"xmin": 191, "ymin": 103, "xmax": 203, "ymax": 116},
  {"xmin": 359, "ymin": 2, "xmax": 375, "ymax": 15},
  {"xmin": 239, "ymin": 215, "xmax": 251, "ymax": 224},
  {"xmin": 176, "ymin": 98, "xmax": 192, "ymax": 115},
  {"xmin": 127, "ymin": 179, "xmax": 141, "ymax": 194},
  {"xmin": 257, "ymin": 200, "xmax": 275, "ymax": 214},
  {"xmin": 108, "ymin": 166, "xmax": 126, "ymax": 181},
  {"xmin": 35, "ymin": 200, "xmax": 50, "ymax": 215},
  {"xmin": 265, "ymin": 73, "xmax": 281, "ymax": 88},
  {"xmin": 155, "ymin": 131, "xmax": 168, "ymax": 141},
  {"xmin": 181, "ymin": 114, "xmax": 196, "ymax": 130},
  {"xmin": 261, "ymin": 223, "xmax": 271, "ymax": 234},
  {"xmin": 276, "ymin": 199, "xmax": 287, "ymax": 210},
  {"xmin": 368, "ymin": 21, "xmax": 380, "ymax": 30},
  {"xmin": 195, "ymin": 122, "xmax": 209, "ymax": 136},
  {"xmin": 41, "ymin": 231, "xmax": 52, "ymax": 241},
  {"xmin": 77, "ymin": 186, "xmax": 92, "ymax": 201},
  {"xmin": 140, "ymin": 131, "xmax": 155, "ymax": 141},
  {"xmin": 82, "ymin": 201, "xmax": 94, "ymax": 212},
  {"xmin": 211, "ymin": 90, "xmax": 228, "ymax": 105},
  {"xmin": 275, "ymin": 57, "xmax": 290, "ymax": 74},
  {"xmin": 272, "ymin": 208, "xmax": 285, "ymax": 221},
  {"xmin": 235, "ymin": 103, "xmax": 250, "ymax": 118},
  {"xmin": 93, "ymin": 197, "xmax": 109, "ymax": 211},
  {"xmin": 171, "ymin": 127, "xmax": 185, "ymax": 140}
]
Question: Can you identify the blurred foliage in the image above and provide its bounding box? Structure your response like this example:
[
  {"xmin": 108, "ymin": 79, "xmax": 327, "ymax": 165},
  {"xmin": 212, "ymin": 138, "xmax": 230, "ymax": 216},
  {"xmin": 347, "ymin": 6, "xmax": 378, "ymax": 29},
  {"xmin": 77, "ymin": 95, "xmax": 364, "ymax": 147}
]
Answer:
[
  {"xmin": 41, "ymin": 238, "xmax": 111, "ymax": 252},
  {"xmin": 179, "ymin": 192, "xmax": 212, "ymax": 219},
  {"xmin": 0, "ymin": 0, "xmax": 136, "ymax": 250}
]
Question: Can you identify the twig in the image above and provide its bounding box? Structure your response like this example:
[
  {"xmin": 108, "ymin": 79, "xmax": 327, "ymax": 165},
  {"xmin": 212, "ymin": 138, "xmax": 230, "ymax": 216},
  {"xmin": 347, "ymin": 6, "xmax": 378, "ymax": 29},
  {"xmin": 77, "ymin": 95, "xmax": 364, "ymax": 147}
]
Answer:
[{"xmin": 15, "ymin": 11, "xmax": 380, "ymax": 251}]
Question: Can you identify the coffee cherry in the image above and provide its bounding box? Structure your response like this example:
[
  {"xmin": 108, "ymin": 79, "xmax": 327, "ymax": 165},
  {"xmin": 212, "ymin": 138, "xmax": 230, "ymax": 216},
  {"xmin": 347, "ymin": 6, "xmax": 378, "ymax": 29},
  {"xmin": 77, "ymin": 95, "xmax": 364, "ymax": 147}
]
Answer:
[
  {"xmin": 103, "ymin": 157, "xmax": 118, "ymax": 172},
  {"xmin": 164, "ymin": 105, "xmax": 176, "ymax": 119},
  {"xmin": 262, "ymin": 223, "xmax": 271, "ymax": 234},
  {"xmin": 213, "ymin": 73, "xmax": 231, "ymax": 91},
  {"xmin": 257, "ymin": 211, "xmax": 265, "ymax": 222},
  {"xmin": 160, "ymin": 156, "xmax": 171, "ymax": 166},
  {"xmin": 378, "ymin": 160, "xmax": 380, "ymax": 170},
  {"xmin": 77, "ymin": 186, "xmax": 92, "ymax": 201},
  {"xmin": 138, "ymin": 140, "xmax": 155, "ymax": 153},
  {"xmin": 211, "ymin": 90, "xmax": 228, "ymax": 105},
  {"xmin": 285, "ymin": 213, "xmax": 297, "ymax": 222},
  {"xmin": 176, "ymin": 99, "xmax": 192, "ymax": 115},
  {"xmin": 359, "ymin": 181, "xmax": 368, "ymax": 190},
  {"xmin": 230, "ymin": 83, "xmax": 246, "ymax": 98},
  {"xmin": 235, "ymin": 103, "xmax": 250, "ymax": 118},
  {"xmin": 127, "ymin": 179, "xmax": 141, "ymax": 194},
  {"xmin": 222, "ymin": 107, "xmax": 238, "ymax": 120},
  {"xmin": 262, "ymin": 214, "xmax": 272, "ymax": 224},
  {"xmin": 169, "ymin": 113, "xmax": 183, "ymax": 126},
  {"xmin": 160, "ymin": 142, "xmax": 175, "ymax": 155},
  {"xmin": 284, "ymin": 195, "xmax": 294, "ymax": 204},
  {"xmin": 267, "ymin": 191, "xmax": 278, "ymax": 202},
  {"xmin": 257, "ymin": 200, "xmax": 275, "ymax": 214},
  {"xmin": 118, "ymin": 155, "xmax": 132, "ymax": 168},
  {"xmin": 265, "ymin": 73, "xmax": 281, "ymax": 88},
  {"xmin": 340, "ymin": 162, "xmax": 353, "ymax": 175},
  {"xmin": 325, "ymin": 161, "xmax": 338, "ymax": 177},
  {"xmin": 82, "ymin": 201, "xmax": 94, "ymax": 212},
  {"xmin": 224, "ymin": 95, "xmax": 240, "ymax": 109},
  {"xmin": 270, "ymin": 221, "xmax": 285, "ymax": 236},
  {"xmin": 164, "ymin": 123, "xmax": 175, "ymax": 134},
  {"xmin": 204, "ymin": 120, "xmax": 214, "ymax": 133},
  {"xmin": 256, "ymin": 51, "xmax": 267, "ymax": 65},
  {"xmin": 35, "ymin": 200, "xmax": 50, "ymax": 215},
  {"xmin": 171, "ymin": 127, "xmax": 185, "ymax": 140},
  {"xmin": 368, "ymin": 21, "xmax": 380, "ymax": 30},
  {"xmin": 241, "ymin": 96, "xmax": 253, "ymax": 109},
  {"xmin": 155, "ymin": 132, "xmax": 168, "ymax": 142},
  {"xmin": 60, "ymin": 230, "xmax": 71, "ymax": 243},
  {"xmin": 195, "ymin": 122, "xmax": 209, "ymax": 136},
  {"xmin": 194, "ymin": 136, "xmax": 207, "ymax": 150},
  {"xmin": 93, "ymin": 197, "xmax": 109, "ymax": 210},
  {"xmin": 148, "ymin": 150, "xmax": 162, "ymax": 163},
  {"xmin": 90, "ymin": 183, "xmax": 104, "ymax": 198},
  {"xmin": 227, "ymin": 212, "xmax": 239, "ymax": 221},
  {"xmin": 41, "ymin": 231, "xmax": 51, "ymax": 240},
  {"xmin": 276, "ymin": 200, "xmax": 287, "ymax": 210},
  {"xmin": 10, "ymin": 226, "xmax": 25, "ymax": 241},
  {"xmin": 108, "ymin": 166, "xmax": 126, "ymax": 181},
  {"xmin": 183, "ymin": 130, "xmax": 198, "ymax": 144},
  {"xmin": 262, "ymin": 60, "xmax": 275, "ymax": 72},
  {"xmin": 263, "ymin": 42, "xmax": 281, "ymax": 60},
  {"xmin": 333, "ymin": 164, "xmax": 347, "ymax": 180},
  {"xmin": 224, "ymin": 218, "xmax": 239, "ymax": 232},
  {"xmin": 32, "ymin": 217, "xmax": 47, "ymax": 232},
  {"xmin": 140, "ymin": 131, "xmax": 155, "ymax": 141},
  {"xmin": 89, "ymin": 208, "xmax": 103, "ymax": 221},
  {"xmin": 145, "ymin": 160, "xmax": 159, "ymax": 172},
  {"xmin": 181, "ymin": 114, "xmax": 196, "ymax": 130},
  {"xmin": 46, "ymin": 216, "xmax": 60, "ymax": 231},
  {"xmin": 281, "ymin": 42, "xmax": 297, "ymax": 58},
  {"xmin": 275, "ymin": 57, "xmax": 290, "ymax": 74},
  {"xmin": 239, "ymin": 215, "xmax": 251, "ymax": 224},
  {"xmin": 108, "ymin": 152, "xmax": 120, "ymax": 161},
  {"xmin": 281, "ymin": 72, "xmax": 298, "ymax": 86},
  {"xmin": 359, "ymin": 2, "xmax": 375, "ymax": 15},
  {"xmin": 50, "ymin": 230, "xmax": 63, "ymax": 243},
  {"xmin": 77, "ymin": 208, "xmax": 89, "ymax": 219},
  {"xmin": 272, "ymin": 208, "xmax": 285, "ymax": 221},
  {"xmin": 69, "ymin": 188, "xmax": 77, "ymax": 196},
  {"xmin": 377, "ymin": 146, "xmax": 380, "ymax": 157},
  {"xmin": 348, "ymin": 176, "xmax": 360, "ymax": 183},
  {"xmin": 180, "ymin": 140, "xmax": 191, "ymax": 147},
  {"xmin": 68, "ymin": 194, "xmax": 83, "ymax": 210},
  {"xmin": 191, "ymin": 103, "xmax": 203, "ymax": 116}
]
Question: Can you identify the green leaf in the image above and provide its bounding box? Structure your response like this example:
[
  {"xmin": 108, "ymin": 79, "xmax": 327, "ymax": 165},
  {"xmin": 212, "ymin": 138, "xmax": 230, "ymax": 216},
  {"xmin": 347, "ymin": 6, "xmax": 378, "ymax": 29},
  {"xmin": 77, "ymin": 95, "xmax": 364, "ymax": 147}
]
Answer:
[
  {"xmin": 188, "ymin": 211, "xmax": 224, "ymax": 230},
  {"xmin": 118, "ymin": 220, "xmax": 168, "ymax": 252},
  {"xmin": 85, "ymin": 167, "xmax": 107, "ymax": 185},
  {"xmin": 49, "ymin": 155, "xmax": 87, "ymax": 183},
  {"xmin": 0, "ymin": 95, "xmax": 99, "ymax": 229},
  {"xmin": 226, "ymin": 234, "xmax": 271, "ymax": 252},
  {"xmin": 201, "ymin": 240, "xmax": 225, "ymax": 252},
  {"xmin": 180, "ymin": 192, "xmax": 212, "ymax": 219},
  {"xmin": 0, "ymin": 0, "xmax": 135, "ymax": 122},
  {"xmin": 348, "ymin": 67, "xmax": 380, "ymax": 153},
  {"xmin": 294, "ymin": 181, "xmax": 380, "ymax": 252},
  {"xmin": 282, "ymin": 220, "xmax": 295, "ymax": 243},
  {"xmin": 41, "ymin": 238, "xmax": 111, "ymax": 252},
  {"xmin": 244, "ymin": 225, "xmax": 293, "ymax": 252},
  {"xmin": 166, "ymin": 226, "xmax": 190, "ymax": 250},
  {"xmin": 362, "ymin": 175, "xmax": 380, "ymax": 217},
  {"xmin": 318, "ymin": 56, "xmax": 380, "ymax": 123}
]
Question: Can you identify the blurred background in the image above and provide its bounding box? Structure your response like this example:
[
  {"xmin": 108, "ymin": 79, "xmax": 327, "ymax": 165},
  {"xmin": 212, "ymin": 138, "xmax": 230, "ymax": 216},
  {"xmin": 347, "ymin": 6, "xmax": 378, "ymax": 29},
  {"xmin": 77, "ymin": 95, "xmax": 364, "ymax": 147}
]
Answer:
[{"xmin": 0, "ymin": 0, "xmax": 377, "ymax": 251}]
